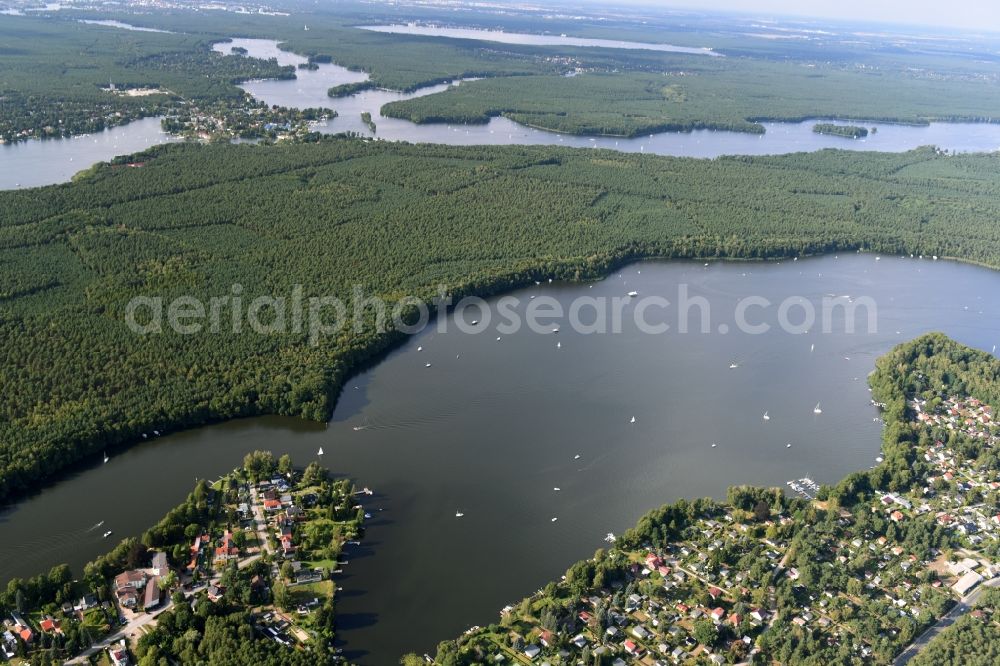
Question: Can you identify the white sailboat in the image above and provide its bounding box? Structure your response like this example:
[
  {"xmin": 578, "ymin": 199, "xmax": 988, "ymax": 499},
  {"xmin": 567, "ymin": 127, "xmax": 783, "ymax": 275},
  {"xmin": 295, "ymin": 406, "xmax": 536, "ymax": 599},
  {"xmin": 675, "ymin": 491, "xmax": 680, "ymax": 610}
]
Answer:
[
  {"xmin": 630, "ymin": 416, "xmax": 636, "ymax": 424},
  {"xmin": 810, "ymin": 343, "xmax": 815, "ymax": 352},
  {"xmin": 318, "ymin": 447, "xmax": 324, "ymax": 456},
  {"xmin": 813, "ymin": 403, "xmax": 822, "ymax": 414},
  {"xmin": 574, "ymin": 454, "xmax": 581, "ymax": 460},
  {"xmin": 711, "ymin": 442, "xmax": 717, "ymax": 448},
  {"xmin": 455, "ymin": 511, "xmax": 464, "ymax": 518},
  {"xmin": 729, "ymin": 362, "xmax": 739, "ymax": 369},
  {"xmin": 627, "ymin": 290, "xmax": 638, "ymax": 297},
  {"xmin": 762, "ymin": 412, "xmax": 770, "ymax": 421},
  {"xmin": 556, "ymin": 342, "xmax": 561, "ymax": 349},
  {"xmin": 103, "ymin": 452, "xmax": 109, "ymax": 464}
]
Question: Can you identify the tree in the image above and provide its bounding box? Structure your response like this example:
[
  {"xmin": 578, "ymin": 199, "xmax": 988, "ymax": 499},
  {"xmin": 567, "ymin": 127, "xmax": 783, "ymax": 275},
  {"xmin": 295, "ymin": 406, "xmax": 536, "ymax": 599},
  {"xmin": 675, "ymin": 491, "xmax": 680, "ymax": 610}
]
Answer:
[
  {"xmin": 302, "ymin": 461, "xmax": 328, "ymax": 486},
  {"xmin": 272, "ymin": 581, "xmax": 290, "ymax": 610},
  {"xmin": 693, "ymin": 619, "xmax": 717, "ymax": 647},
  {"xmin": 159, "ymin": 571, "xmax": 178, "ymax": 591},
  {"xmin": 242, "ymin": 451, "xmax": 276, "ymax": 482},
  {"xmin": 127, "ymin": 542, "xmax": 150, "ymax": 569},
  {"xmin": 753, "ymin": 500, "xmax": 771, "ymax": 522},
  {"xmin": 278, "ymin": 454, "xmax": 293, "ymax": 476}
]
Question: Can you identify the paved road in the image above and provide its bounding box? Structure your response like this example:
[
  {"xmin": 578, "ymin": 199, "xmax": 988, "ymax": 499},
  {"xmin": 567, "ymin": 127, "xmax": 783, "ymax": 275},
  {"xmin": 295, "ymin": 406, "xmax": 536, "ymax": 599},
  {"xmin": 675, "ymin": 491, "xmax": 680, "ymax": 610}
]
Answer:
[
  {"xmin": 893, "ymin": 577, "xmax": 1000, "ymax": 665},
  {"xmin": 66, "ymin": 595, "xmax": 176, "ymax": 664}
]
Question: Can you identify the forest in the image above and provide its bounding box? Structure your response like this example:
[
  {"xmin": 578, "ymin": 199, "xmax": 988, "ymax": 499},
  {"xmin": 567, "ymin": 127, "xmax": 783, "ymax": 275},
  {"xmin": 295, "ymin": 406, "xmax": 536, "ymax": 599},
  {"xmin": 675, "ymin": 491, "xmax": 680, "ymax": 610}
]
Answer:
[
  {"xmin": 3, "ymin": 138, "xmax": 1000, "ymax": 503},
  {"xmin": 8, "ymin": 4, "xmax": 1000, "ymax": 141},
  {"xmin": 3, "ymin": 139, "xmax": 1000, "ymax": 502},
  {"xmin": 380, "ymin": 60, "xmax": 1000, "ymax": 137},
  {"xmin": 0, "ymin": 15, "xmax": 293, "ymax": 143},
  {"xmin": 813, "ymin": 124, "xmax": 870, "ymax": 139}
]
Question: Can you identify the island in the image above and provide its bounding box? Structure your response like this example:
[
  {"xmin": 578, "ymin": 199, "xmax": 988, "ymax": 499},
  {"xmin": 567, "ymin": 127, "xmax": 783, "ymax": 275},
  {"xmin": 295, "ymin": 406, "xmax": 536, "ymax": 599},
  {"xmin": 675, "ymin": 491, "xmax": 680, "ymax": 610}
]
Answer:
[
  {"xmin": 413, "ymin": 334, "xmax": 1000, "ymax": 665},
  {"xmin": 0, "ymin": 452, "xmax": 368, "ymax": 664},
  {"xmin": 361, "ymin": 111, "xmax": 377, "ymax": 133},
  {"xmin": 813, "ymin": 123, "xmax": 870, "ymax": 139}
]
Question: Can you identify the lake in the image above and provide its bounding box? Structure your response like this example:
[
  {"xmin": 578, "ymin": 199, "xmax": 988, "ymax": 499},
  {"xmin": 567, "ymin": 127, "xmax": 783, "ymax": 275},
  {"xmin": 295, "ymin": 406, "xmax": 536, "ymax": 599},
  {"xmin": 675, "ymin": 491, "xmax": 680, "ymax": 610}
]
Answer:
[
  {"xmin": 5, "ymin": 35, "xmax": 1000, "ymax": 191},
  {"xmin": 222, "ymin": 39, "xmax": 1000, "ymax": 158},
  {"xmin": 0, "ymin": 117, "xmax": 177, "ymax": 190},
  {"xmin": 2, "ymin": 254, "xmax": 999, "ymax": 663},
  {"xmin": 358, "ymin": 24, "xmax": 723, "ymax": 56}
]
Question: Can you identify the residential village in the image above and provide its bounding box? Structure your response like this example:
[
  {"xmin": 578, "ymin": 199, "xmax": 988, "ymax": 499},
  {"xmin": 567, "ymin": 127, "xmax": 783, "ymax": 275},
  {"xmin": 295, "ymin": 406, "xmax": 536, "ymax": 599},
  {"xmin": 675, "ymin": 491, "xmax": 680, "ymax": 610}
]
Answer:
[
  {"xmin": 433, "ymin": 392, "xmax": 1000, "ymax": 665},
  {"xmin": 1, "ymin": 453, "xmax": 366, "ymax": 664}
]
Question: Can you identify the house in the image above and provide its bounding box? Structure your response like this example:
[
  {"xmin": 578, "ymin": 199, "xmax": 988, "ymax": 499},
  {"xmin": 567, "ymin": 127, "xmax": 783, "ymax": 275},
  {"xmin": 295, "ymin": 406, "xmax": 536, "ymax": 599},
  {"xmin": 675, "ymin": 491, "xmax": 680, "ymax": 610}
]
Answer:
[
  {"xmin": 539, "ymin": 630, "xmax": 554, "ymax": 648},
  {"xmin": 890, "ymin": 510, "xmax": 904, "ymax": 523},
  {"xmin": 118, "ymin": 588, "xmax": 139, "ymax": 609},
  {"xmin": 143, "ymin": 577, "xmax": 162, "ymax": 611},
  {"xmin": 151, "ymin": 551, "xmax": 169, "ymax": 576},
  {"xmin": 109, "ymin": 642, "xmax": 130, "ymax": 666},
  {"xmin": 1, "ymin": 631, "xmax": 17, "ymax": 659},
  {"xmin": 207, "ymin": 584, "xmax": 226, "ymax": 602},
  {"xmin": 710, "ymin": 607, "xmax": 725, "ymax": 622},
  {"xmin": 74, "ymin": 594, "xmax": 97, "ymax": 612},
  {"xmin": 523, "ymin": 644, "xmax": 541, "ymax": 660},
  {"xmin": 623, "ymin": 639, "xmax": 645, "ymax": 656},
  {"xmin": 708, "ymin": 586, "xmax": 723, "ymax": 600},
  {"xmin": 215, "ymin": 531, "xmax": 239, "ymax": 562},
  {"xmin": 115, "ymin": 570, "xmax": 147, "ymax": 591},
  {"xmin": 632, "ymin": 625, "xmax": 651, "ymax": 640},
  {"xmin": 39, "ymin": 617, "xmax": 62, "ymax": 634},
  {"xmin": 953, "ymin": 571, "xmax": 983, "ymax": 596},
  {"xmin": 571, "ymin": 634, "xmax": 588, "ymax": 649}
]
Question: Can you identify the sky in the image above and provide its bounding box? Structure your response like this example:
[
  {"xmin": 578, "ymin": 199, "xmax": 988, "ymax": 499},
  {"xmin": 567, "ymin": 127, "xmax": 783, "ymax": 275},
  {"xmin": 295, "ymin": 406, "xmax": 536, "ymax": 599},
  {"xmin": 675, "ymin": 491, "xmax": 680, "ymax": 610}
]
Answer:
[{"xmin": 641, "ymin": 0, "xmax": 1000, "ymax": 32}]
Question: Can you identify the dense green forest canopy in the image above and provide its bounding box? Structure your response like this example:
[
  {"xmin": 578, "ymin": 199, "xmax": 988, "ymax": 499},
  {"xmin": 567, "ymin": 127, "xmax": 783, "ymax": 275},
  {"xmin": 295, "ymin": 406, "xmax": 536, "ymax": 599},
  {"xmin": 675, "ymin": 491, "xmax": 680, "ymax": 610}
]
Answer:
[
  {"xmin": 3, "ymin": 139, "xmax": 1000, "ymax": 502},
  {"xmin": 381, "ymin": 61, "xmax": 1000, "ymax": 136}
]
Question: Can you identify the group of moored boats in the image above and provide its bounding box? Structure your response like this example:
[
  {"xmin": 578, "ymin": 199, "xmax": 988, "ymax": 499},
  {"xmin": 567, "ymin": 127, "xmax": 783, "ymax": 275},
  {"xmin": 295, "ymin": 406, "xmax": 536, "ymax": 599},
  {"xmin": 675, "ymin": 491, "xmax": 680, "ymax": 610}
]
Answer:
[{"xmin": 787, "ymin": 477, "xmax": 819, "ymax": 499}]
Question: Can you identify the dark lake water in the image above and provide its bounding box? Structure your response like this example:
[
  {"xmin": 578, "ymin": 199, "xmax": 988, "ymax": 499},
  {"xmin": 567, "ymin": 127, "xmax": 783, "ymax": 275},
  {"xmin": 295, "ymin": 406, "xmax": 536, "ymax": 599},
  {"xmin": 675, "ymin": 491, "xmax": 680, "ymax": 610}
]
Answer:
[{"xmin": 2, "ymin": 255, "xmax": 999, "ymax": 663}]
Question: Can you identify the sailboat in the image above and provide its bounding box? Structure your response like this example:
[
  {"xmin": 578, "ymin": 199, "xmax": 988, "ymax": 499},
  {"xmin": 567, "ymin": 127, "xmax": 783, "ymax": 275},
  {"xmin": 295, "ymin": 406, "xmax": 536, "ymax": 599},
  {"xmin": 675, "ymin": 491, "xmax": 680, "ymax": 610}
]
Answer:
[
  {"xmin": 729, "ymin": 362, "xmax": 739, "ymax": 369},
  {"xmin": 574, "ymin": 454, "xmax": 581, "ymax": 460},
  {"xmin": 103, "ymin": 452, "xmax": 109, "ymax": 464},
  {"xmin": 630, "ymin": 416, "xmax": 636, "ymax": 424},
  {"xmin": 455, "ymin": 511, "xmax": 464, "ymax": 518},
  {"xmin": 627, "ymin": 290, "xmax": 638, "ymax": 297},
  {"xmin": 711, "ymin": 442, "xmax": 717, "ymax": 448},
  {"xmin": 318, "ymin": 447, "xmax": 324, "ymax": 456},
  {"xmin": 810, "ymin": 343, "xmax": 815, "ymax": 352},
  {"xmin": 762, "ymin": 412, "xmax": 770, "ymax": 421},
  {"xmin": 813, "ymin": 403, "xmax": 822, "ymax": 414}
]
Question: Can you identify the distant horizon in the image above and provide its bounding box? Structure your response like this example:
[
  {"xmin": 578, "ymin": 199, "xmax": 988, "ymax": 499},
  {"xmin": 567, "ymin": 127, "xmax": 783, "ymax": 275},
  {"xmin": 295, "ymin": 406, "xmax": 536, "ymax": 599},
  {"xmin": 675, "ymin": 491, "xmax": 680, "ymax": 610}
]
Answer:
[{"xmin": 593, "ymin": 0, "xmax": 1000, "ymax": 35}]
